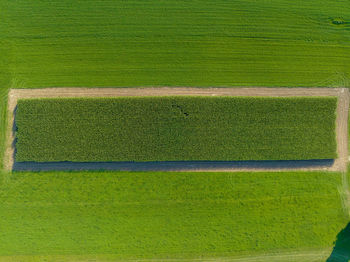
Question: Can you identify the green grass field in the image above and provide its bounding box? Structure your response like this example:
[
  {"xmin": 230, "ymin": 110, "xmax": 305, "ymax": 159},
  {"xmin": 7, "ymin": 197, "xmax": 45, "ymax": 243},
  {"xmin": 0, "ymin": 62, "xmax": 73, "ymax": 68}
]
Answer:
[
  {"xmin": 0, "ymin": 0, "xmax": 349, "ymax": 89},
  {"xmin": 0, "ymin": 0, "xmax": 349, "ymax": 261},
  {"xmin": 0, "ymin": 90, "xmax": 8, "ymax": 169},
  {"xmin": 15, "ymin": 96, "xmax": 337, "ymax": 162},
  {"xmin": 0, "ymin": 170, "xmax": 347, "ymax": 261}
]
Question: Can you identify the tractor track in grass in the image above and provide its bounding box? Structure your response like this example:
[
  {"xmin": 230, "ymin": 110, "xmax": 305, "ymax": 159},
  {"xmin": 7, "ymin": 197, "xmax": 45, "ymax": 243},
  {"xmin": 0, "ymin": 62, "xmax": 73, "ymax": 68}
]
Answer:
[
  {"xmin": 4, "ymin": 87, "xmax": 349, "ymax": 172},
  {"xmin": 0, "ymin": 248, "xmax": 334, "ymax": 262}
]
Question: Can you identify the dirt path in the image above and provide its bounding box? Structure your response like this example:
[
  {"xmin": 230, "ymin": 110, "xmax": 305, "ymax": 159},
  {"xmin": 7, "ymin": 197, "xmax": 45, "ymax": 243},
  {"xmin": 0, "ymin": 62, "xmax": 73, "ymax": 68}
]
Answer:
[
  {"xmin": 0, "ymin": 248, "xmax": 333, "ymax": 262},
  {"xmin": 4, "ymin": 87, "xmax": 349, "ymax": 172}
]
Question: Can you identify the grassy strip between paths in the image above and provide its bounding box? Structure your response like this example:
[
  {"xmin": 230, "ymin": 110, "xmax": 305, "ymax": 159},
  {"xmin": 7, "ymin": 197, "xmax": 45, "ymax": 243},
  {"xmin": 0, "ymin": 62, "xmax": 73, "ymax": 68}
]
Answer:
[
  {"xmin": 0, "ymin": 171, "xmax": 347, "ymax": 260},
  {"xmin": 0, "ymin": 89, "xmax": 8, "ymax": 169},
  {"xmin": 15, "ymin": 96, "xmax": 337, "ymax": 162}
]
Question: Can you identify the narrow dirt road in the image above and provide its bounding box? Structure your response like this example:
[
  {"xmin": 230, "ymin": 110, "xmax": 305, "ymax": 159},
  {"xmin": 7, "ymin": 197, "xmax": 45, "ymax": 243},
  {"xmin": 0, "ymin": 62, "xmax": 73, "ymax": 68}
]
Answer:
[
  {"xmin": 0, "ymin": 248, "xmax": 333, "ymax": 262},
  {"xmin": 4, "ymin": 87, "xmax": 349, "ymax": 172}
]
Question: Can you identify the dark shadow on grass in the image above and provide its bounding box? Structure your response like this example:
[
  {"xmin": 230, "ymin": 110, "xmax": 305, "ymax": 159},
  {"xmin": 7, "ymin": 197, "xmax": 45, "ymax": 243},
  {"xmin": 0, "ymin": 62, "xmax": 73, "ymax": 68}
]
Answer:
[
  {"xmin": 326, "ymin": 223, "xmax": 350, "ymax": 262},
  {"xmin": 12, "ymin": 159, "xmax": 334, "ymax": 171},
  {"xmin": 12, "ymin": 105, "xmax": 17, "ymax": 134}
]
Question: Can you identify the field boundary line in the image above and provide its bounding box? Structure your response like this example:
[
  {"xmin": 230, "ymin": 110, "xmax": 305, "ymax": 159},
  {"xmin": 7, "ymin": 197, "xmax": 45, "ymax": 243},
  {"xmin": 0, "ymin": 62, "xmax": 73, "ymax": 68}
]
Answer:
[
  {"xmin": 4, "ymin": 87, "xmax": 348, "ymax": 172},
  {"xmin": 0, "ymin": 248, "xmax": 332, "ymax": 262}
]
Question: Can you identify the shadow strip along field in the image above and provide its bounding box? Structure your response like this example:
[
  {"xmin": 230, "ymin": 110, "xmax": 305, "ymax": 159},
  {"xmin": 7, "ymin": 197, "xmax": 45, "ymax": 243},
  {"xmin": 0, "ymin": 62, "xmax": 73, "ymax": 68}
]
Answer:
[{"xmin": 15, "ymin": 96, "xmax": 337, "ymax": 162}]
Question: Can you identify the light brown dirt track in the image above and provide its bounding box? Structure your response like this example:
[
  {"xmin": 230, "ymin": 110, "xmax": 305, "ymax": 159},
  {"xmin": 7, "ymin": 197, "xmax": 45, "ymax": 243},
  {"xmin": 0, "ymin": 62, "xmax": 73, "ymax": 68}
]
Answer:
[
  {"xmin": 0, "ymin": 248, "xmax": 334, "ymax": 262},
  {"xmin": 4, "ymin": 87, "xmax": 349, "ymax": 172}
]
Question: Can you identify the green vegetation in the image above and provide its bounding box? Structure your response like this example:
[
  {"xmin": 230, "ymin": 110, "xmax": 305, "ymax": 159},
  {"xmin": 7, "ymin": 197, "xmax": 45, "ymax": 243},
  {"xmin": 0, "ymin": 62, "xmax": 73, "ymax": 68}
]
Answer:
[
  {"xmin": 0, "ymin": 0, "xmax": 349, "ymax": 89},
  {"xmin": 325, "ymin": 169, "xmax": 350, "ymax": 262},
  {"xmin": 0, "ymin": 171, "xmax": 347, "ymax": 260},
  {"xmin": 15, "ymin": 96, "xmax": 337, "ymax": 162},
  {"xmin": 0, "ymin": 90, "xmax": 8, "ymax": 169},
  {"xmin": 0, "ymin": 1, "xmax": 348, "ymax": 261}
]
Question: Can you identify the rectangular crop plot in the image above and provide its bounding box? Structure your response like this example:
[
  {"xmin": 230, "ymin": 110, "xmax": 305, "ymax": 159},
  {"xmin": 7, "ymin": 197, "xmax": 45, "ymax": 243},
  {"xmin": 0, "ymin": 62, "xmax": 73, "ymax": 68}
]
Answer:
[{"xmin": 15, "ymin": 96, "xmax": 337, "ymax": 162}]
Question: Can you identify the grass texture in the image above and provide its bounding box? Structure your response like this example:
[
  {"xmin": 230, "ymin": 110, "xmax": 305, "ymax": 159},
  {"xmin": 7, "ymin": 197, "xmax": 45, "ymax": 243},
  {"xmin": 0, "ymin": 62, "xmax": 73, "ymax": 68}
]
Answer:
[
  {"xmin": 0, "ymin": 171, "xmax": 347, "ymax": 260},
  {"xmin": 0, "ymin": 0, "xmax": 349, "ymax": 89},
  {"xmin": 0, "ymin": 89, "xmax": 8, "ymax": 169},
  {"xmin": 15, "ymin": 96, "xmax": 337, "ymax": 162}
]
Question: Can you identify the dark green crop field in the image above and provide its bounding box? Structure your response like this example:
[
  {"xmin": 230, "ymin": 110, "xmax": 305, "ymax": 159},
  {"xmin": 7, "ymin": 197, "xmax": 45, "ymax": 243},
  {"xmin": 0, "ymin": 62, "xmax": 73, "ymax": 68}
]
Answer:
[
  {"xmin": 0, "ymin": 0, "xmax": 349, "ymax": 89},
  {"xmin": 0, "ymin": 171, "xmax": 347, "ymax": 261},
  {"xmin": 15, "ymin": 96, "xmax": 337, "ymax": 162}
]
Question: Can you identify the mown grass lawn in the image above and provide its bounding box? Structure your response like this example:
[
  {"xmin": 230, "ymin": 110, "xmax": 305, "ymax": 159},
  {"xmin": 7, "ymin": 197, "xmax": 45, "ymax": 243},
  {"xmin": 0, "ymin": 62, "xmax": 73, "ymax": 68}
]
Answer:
[{"xmin": 0, "ymin": 171, "xmax": 347, "ymax": 260}]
